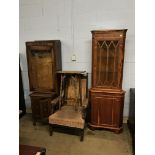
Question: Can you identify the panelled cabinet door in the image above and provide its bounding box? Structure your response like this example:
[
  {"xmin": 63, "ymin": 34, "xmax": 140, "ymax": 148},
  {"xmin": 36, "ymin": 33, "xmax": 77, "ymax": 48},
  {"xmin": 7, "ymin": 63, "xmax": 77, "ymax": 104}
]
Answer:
[
  {"xmin": 39, "ymin": 98, "xmax": 51, "ymax": 118},
  {"xmin": 31, "ymin": 97, "xmax": 41, "ymax": 119},
  {"xmin": 112, "ymin": 98, "xmax": 123, "ymax": 127},
  {"xmin": 90, "ymin": 91, "xmax": 125, "ymax": 130},
  {"xmin": 91, "ymin": 95, "xmax": 100, "ymax": 125},
  {"xmin": 98, "ymin": 96, "xmax": 114, "ymax": 127}
]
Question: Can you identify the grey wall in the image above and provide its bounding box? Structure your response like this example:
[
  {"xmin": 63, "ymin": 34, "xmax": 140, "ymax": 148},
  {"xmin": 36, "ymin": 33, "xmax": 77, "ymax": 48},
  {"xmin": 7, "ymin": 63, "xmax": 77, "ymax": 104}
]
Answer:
[{"xmin": 19, "ymin": 0, "xmax": 135, "ymax": 116}]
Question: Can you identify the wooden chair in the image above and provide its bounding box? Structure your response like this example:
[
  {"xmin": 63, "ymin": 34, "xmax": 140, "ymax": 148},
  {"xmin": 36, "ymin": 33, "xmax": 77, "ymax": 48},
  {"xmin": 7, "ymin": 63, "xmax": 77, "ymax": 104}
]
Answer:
[{"xmin": 48, "ymin": 71, "xmax": 88, "ymax": 141}]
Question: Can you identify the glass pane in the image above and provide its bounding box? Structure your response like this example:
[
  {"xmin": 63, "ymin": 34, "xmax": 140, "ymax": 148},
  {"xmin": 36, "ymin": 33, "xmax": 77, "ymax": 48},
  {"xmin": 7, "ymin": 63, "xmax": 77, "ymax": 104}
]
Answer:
[{"xmin": 96, "ymin": 40, "xmax": 119, "ymax": 88}]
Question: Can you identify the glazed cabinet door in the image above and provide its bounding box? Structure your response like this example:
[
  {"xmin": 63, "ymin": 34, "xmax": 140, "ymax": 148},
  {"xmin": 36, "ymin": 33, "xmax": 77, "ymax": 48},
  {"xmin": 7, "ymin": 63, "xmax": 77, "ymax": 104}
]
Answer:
[
  {"xmin": 92, "ymin": 30, "xmax": 127, "ymax": 89},
  {"xmin": 93, "ymin": 39, "xmax": 122, "ymax": 89}
]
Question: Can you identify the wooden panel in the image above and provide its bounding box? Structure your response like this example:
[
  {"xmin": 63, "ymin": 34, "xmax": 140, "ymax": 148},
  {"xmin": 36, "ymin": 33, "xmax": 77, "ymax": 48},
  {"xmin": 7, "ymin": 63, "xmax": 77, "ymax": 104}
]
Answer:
[
  {"xmin": 89, "ymin": 90, "xmax": 125, "ymax": 132},
  {"xmin": 31, "ymin": 97, "xmax": 41, "ymax": 119},
  {"xmin": 26, "ymin": 40, "xmax": 62, "ymax": 93},
  {"xmin": 113, "ymin": 98, "xmax": 124, "ymax": 127},
  {"xmin": 30, "ymin": 48, "xmax": 54, "ymax": 91},
  {"xmin": 63, "ymin": 75, "xmax": 88, "ymax": 106},
  {"xmin": 98, "ymin": 97, "xmax": 114, "ymax": 126},
  {"xmin": 30, "ymin": 92, "xmax": 57, "ymax": 124},
  {"xmin": 90, "ymin": 95, "xmax": 99, "ymax": 125}
]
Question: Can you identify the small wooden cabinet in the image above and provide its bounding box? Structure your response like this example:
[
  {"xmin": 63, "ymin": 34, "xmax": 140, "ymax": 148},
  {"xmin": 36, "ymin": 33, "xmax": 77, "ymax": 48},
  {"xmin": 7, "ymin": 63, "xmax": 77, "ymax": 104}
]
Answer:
[
  {"xmin": 89, "ymin": 30, "xmax": 127, "ymax": 133},
  {"xmin": 26, "ymin": 40, "xmax": 62, "ymax": 125},
  {"xmin": 90, "ymin": 89, "xmax": 125, "ymax": 132},
  {"xmin": 30, "ymin": 92, "xmax": 57, "ymax": 125}
]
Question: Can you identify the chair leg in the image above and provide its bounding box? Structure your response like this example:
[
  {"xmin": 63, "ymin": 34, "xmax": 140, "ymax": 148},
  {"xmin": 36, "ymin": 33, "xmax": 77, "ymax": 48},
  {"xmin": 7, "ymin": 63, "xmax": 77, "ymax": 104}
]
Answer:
[
  {"xmin": 49, "ymin": 124, "xmax": 53, "ymax": 136},
  {"xmin": 33, "ymin": 119, "xmax": 36, "ymax": 126},
  {"xmin": 80, "ymin": 129, "xmax": 84, "ymax": 141}
]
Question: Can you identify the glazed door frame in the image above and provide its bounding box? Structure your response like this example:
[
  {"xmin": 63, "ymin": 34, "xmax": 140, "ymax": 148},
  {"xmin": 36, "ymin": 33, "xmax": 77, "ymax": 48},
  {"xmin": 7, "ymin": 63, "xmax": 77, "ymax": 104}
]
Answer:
[{"xmin": 92, "ymin": 35, "xmax": 125, "ymax": 89}]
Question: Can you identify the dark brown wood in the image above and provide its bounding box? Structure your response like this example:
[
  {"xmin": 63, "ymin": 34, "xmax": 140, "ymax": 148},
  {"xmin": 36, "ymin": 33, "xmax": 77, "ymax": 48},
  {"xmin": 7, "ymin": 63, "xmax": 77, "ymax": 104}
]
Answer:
[
  {"xmin": 26, "ymin": 40, "xmax": 62, "ymax": 125},
  {"xmin": 127, "ymin": 88, "xmax": 135, "ymax": 154},
  {"xmin": 80, "ymin": 129, "xmax": 84, "ymax": 141},
  {"xmin": 30, "ymin": 92, "xmax": 57, "ymax": 125},
  {"xmin": 19, "ymin": 145, "xmax": 46, "ymax": 155},
  {"xmin": 26, "ymin": 40, "xmax": 62, "ymax": 93},
  {"xmin": 19, "ymin": 63, "xmax": 26, "ymax": 118},
  {"xmin": 89, "ymin": 29, "xmax": 127, "ymax": 133},
  {"xmin": 49, "ymin": 71, "xmax": 88, "ymax": 141},
  {"xmin": 49, "ymin": 124, "xmax": 53, "ymax": 136}
]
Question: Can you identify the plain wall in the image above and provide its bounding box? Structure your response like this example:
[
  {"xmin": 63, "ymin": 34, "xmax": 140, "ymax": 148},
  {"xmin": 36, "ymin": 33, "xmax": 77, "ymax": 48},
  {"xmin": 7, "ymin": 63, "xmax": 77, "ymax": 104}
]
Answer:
[{"xmin": 19, "ymin": 0, "xmax": 135, "ymax": 117}]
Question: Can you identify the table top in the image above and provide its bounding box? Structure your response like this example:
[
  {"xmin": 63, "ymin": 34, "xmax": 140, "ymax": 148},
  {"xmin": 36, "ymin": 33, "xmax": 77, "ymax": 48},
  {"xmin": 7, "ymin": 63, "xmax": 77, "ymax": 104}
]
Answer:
[{"xmin": 19, "ymin": 145, "xmax": 46, "ymax": 155}]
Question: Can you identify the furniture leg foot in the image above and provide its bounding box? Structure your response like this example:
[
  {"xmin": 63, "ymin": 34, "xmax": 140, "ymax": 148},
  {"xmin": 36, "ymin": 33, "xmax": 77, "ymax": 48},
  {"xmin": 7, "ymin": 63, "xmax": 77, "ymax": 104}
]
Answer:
[
  {"xmin": 80, "ymin": 129, "xmax": 84, "ymax": 141},
  {"xmin": 114, "ymin": 128, "xmax": 123, "ymax": 134},
  {"xmin": 49, "ymin": 124, "xmax": 53, "ymax": 136},
  {"xmin": 33, "ymin": 120, "xmax": 36, "ymax": 126},
  {"xmin": 88, "ymin": 125, "xmax": 95, "ymax": 131}
]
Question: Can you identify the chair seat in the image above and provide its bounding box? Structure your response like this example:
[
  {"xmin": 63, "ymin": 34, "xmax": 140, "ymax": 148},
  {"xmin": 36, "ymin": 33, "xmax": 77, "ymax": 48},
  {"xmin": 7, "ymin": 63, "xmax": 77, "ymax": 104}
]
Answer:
[{"xmin": 49, "ymin": 106, "xmax": 84, "ymax": 129}]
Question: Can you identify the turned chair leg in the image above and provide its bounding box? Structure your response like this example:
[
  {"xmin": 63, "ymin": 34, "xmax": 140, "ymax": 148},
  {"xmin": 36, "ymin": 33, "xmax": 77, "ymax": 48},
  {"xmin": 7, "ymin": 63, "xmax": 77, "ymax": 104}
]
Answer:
[
  {"xmin": 80, "ymin": 129, "xmax": 84, "ymax": 141},
  {"xmin": 49, "ymin": 124, "xmax": 53, "ymax": 136}
]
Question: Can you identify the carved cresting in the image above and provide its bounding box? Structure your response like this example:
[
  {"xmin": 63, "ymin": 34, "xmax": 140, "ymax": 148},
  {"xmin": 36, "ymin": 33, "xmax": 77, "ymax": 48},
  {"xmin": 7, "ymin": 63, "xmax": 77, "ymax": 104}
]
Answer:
[{"xmin": 96, "ymin": 40, "xmax": 120, "ymax": 88}]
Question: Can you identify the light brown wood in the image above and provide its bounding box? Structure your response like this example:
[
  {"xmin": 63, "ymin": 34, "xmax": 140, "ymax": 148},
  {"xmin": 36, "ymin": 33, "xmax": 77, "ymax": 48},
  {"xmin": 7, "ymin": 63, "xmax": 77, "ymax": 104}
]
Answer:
[{"xmin": 89, "ymin": 29, "xmax": 127, "ymax": 133}]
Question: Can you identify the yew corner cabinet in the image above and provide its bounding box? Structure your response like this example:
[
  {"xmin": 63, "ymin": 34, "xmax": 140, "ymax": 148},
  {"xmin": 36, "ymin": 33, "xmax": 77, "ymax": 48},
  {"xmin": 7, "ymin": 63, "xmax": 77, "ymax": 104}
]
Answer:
[{"xmin": 89, "ymin": 29, "xmax": 127, "ymax": 133}]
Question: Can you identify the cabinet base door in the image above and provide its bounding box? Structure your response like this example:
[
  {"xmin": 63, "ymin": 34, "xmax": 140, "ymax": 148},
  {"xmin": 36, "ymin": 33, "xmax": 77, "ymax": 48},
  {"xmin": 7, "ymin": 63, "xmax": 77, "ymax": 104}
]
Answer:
[
  {"xmin": 30, "ymin": 92, "xmax": 57, "ymax": 125},
  {"xmin": 89, "ymin": 89, "xmax": 125, "ymax": 133}
]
